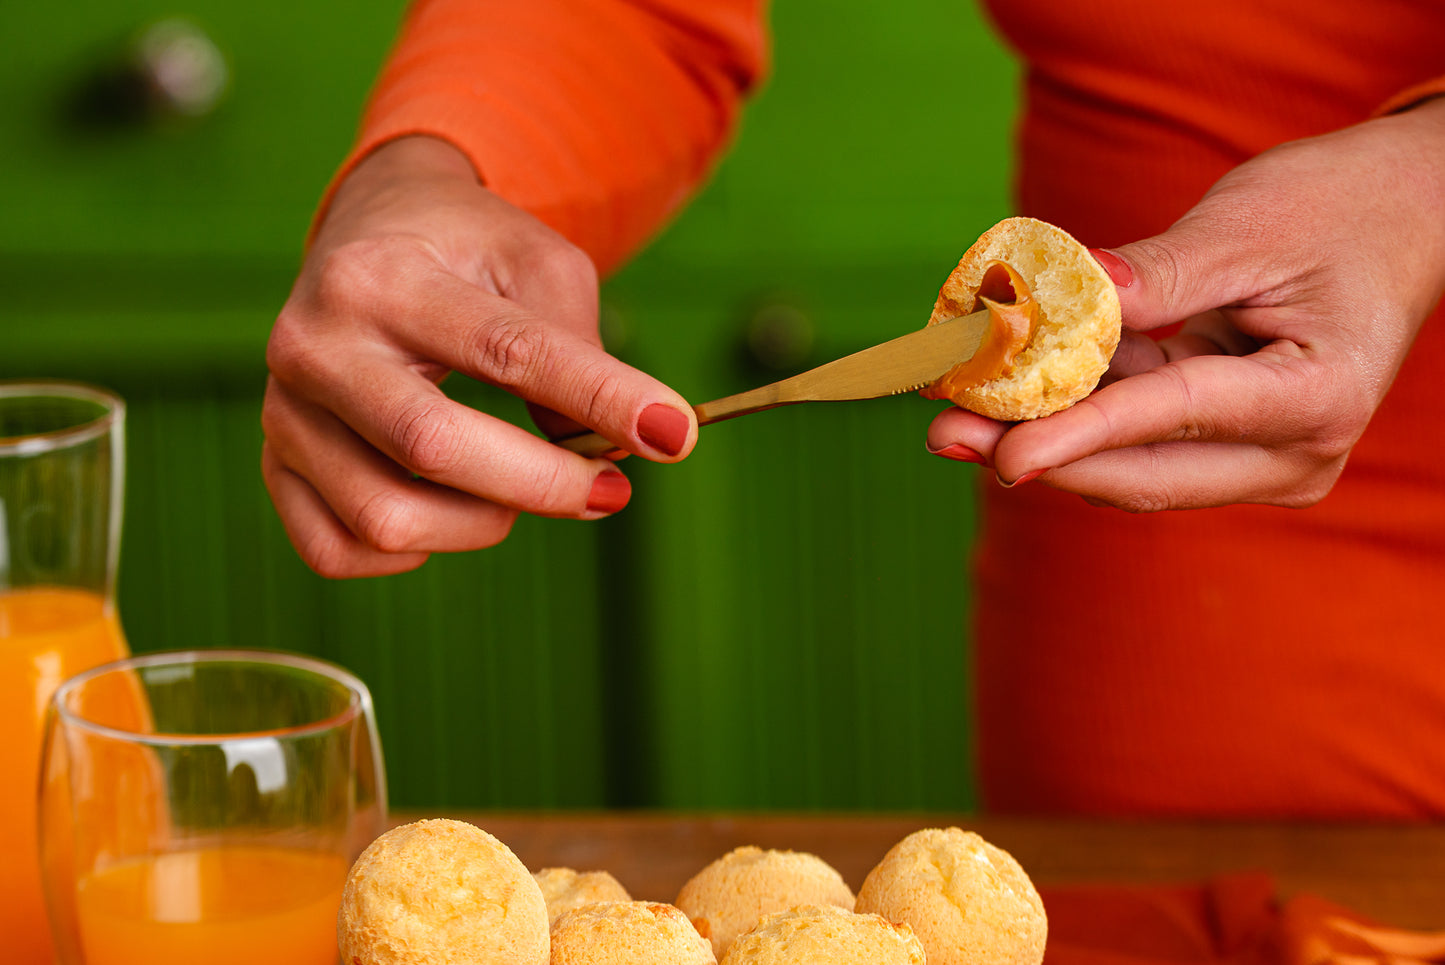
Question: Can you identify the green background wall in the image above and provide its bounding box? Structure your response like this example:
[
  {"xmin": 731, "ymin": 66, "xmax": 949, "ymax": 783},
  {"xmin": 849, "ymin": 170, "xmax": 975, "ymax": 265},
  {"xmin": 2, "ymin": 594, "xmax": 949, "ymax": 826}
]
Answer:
[{"xmin": 0, "ymin": 1, "xmax": 1019, "ymax": 811}]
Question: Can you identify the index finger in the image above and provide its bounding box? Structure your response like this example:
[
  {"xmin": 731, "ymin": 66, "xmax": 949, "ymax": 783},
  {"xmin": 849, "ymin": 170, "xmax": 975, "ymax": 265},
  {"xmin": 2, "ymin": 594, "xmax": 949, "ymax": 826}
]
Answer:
[
  {"xmin": 391, "ymin": 270, "xmax": 696, "ymax": 461},
  {"xmin": 992, "ymin": 343, "xmax": 1351, "ymax": 482}
]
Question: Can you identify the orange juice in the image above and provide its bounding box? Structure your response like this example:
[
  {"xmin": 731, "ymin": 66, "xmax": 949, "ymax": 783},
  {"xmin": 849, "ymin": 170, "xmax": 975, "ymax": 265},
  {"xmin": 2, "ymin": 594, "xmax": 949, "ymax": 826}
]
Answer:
[
  {"xmin": 74, "ymin": 845, "xmax": 347, "ymax": 965},
  {"xmin": 0, "ymin": 587, "xmax": 128, "ymax": 965}
]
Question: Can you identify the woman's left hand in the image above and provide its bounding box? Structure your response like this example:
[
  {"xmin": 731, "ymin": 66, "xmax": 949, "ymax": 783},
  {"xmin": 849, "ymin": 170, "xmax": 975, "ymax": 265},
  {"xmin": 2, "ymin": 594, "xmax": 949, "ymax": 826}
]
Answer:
[{"xmin": 926, "ymin": 97, "xmax": 1445, "ymax": 511}]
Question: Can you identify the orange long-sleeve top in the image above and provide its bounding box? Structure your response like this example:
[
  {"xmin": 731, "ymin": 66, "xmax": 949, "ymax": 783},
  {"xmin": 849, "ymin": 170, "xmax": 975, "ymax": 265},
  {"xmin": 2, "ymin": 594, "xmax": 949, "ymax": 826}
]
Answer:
[{"xmin": 338, "ymin": 0, "xmax": 1445, "ymax": 819}]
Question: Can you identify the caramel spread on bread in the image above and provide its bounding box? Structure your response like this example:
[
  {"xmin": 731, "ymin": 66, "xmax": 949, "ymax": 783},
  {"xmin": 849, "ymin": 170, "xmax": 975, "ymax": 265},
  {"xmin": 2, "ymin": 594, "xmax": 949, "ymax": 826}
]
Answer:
[{"xmin": 921, "ymin": 261, "xmax": 1037, "ymax": 399}]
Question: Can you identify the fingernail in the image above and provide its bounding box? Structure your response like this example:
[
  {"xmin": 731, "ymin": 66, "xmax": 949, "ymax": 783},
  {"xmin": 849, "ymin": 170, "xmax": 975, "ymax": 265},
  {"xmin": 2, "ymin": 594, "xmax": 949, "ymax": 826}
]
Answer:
[
  {"xmin": 999, "ymin": 468, "xmax": 1046, "ymax": 488},
  {"xmin": 1089, "ymin": 248, "xmax": 1135, "ymax": 288},
  {"xmin": 586, "ymin": 469, "xmax": 631, "ymax": 514},
  {"xmin": 637, "ymin": 403, "xmax": 690, "ymax": 456},
  {"xmin": 928, "ymin": 443, "xmax": 989, "ymax": 466}
]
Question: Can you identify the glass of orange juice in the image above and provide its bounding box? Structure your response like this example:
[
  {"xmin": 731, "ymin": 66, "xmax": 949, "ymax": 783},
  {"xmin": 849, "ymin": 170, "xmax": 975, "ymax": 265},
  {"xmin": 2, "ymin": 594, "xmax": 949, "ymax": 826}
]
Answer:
[
  {"xmin": 0, "ymin": 380, "xmax": 129, "ymax": 965},
  {"xmin": 38, "ymin": 649, "xmax": 387, "ymax": 965}
]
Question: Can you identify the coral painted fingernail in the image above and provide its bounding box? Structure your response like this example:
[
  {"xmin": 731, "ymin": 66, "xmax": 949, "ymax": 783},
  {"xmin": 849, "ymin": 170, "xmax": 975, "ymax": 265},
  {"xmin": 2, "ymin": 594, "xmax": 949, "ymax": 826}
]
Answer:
[
  {"xmin": 999, "ymin": 468, "xmax": 1046, "ymax": 489},
  {"xmin": 1089, "ymin": 248, "xmax": 1135, "ymax": 288},
  {"xmin": 586, "ymin": 469, "xmax": 631, "ymax": 514},
  {"xmin": 637, "ymin": 403, "xmax": 690, "ymax": 456},
  {"xmin": 928, "ymin": 443, "xmax": 989, "ymax": 466}
]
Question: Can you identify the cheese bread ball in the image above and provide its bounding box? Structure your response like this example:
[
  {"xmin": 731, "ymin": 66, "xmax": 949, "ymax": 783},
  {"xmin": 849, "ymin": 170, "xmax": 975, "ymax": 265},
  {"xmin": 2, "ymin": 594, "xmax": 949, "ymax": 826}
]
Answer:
[
  {"xmin": 338, "ymin": 819, "xmax": 549, "ymax": 965},
  {"xmin": 675, "ymin": 846, "xmax": 855, "ymax": 959},
  {"xmin": 856, "ymin": 827, "xmax": 1046, "ymax": 965},
  {"xmin": 921, "ymin": 216, "xmax": 1121, "ymax": 420},
  {"xmin": 550, "ymin": 901, "xmax": 715, "ymax": 965},
  {"xmin": 534, "ymin": 867, "xmax": 632, "ymax": 923},
  {"xmin": 720, "ymin": 905, "xmax": 925, "ymax": 965}
]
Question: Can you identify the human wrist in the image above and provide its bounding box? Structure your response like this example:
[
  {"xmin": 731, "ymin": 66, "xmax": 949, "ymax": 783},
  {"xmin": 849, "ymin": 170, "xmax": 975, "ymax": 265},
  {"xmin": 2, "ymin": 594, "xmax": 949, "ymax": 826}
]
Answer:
[{"xmin": 344, "ymin": 135, "xmax": 480, "ymax": 195}]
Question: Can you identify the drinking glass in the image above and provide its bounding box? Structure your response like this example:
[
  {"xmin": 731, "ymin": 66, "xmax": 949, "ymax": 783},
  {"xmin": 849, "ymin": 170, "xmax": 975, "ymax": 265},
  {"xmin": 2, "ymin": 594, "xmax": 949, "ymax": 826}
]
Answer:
[
  {"xmin": 39, "ymin": 649, "xmax": 388, "ymax": 965},
  {"xmin": 0, "ymin": 380, "xmax": 129, "ymax": 965}
]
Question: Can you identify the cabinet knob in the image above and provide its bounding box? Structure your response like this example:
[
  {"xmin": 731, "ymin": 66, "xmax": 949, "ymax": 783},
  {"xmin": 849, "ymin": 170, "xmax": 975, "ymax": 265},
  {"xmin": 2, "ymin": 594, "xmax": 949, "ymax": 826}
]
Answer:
[
  {"xmin": 742, "ymin": 300, "xmax": 815, "ymax": 373},
  {"xmin": 135, "ymin": 19, "xmax": 229, "ymax": 118},
  {"xmin": 69, "ymin": 18, "xmax": 229, "ymax": 128}
]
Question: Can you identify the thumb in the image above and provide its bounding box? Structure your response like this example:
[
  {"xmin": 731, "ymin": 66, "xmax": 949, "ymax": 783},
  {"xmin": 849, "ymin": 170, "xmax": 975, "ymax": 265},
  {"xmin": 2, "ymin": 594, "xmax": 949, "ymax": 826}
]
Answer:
[{"xmin": 1092, "ymin": 221, "xmax": 1261, "ymax": 334}]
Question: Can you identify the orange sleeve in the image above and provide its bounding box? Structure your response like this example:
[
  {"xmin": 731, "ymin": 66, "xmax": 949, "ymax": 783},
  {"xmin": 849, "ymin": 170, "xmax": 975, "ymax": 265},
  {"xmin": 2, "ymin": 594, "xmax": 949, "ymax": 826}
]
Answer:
[
  {"xmin": 323, "ymin": 0, "xmax": 769, "ymax": 275},
  {"xmin": 1376, "ymin": 75, "xmax": 1445, "ymax": 115}
]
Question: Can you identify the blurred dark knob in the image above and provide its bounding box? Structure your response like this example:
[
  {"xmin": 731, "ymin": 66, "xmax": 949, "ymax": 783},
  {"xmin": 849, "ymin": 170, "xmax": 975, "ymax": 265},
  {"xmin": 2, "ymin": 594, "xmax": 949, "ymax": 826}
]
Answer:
[
  {"xmin": 68, "ymin": 19, "xmax": 229, "ymax": 129},
  {"xmin": 743, "ymin": 300, "xmax": 815, "ymax": 373}
]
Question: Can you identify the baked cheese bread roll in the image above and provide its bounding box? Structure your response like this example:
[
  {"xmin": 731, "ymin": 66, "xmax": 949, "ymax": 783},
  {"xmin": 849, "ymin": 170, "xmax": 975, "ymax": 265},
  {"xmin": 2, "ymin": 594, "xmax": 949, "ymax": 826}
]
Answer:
[
  {"xmin": 338, "ymin": 819, "xmax": 549, "ymax": 965},
  {"xmin": 855, "ymin": 827, "xmax": 1046, "ymax": 965},
  {"xmin": 534, "ymin": 867, "xmax": 633, "ymax": 924},
  {"xmin": 921, "ymin": 216, "xmax": 1121, "ymax": 420},
  {"xmin": 675, "ymin": 846, "xmax": 855, "ymax": 959},
  {"xmin": 719, "ymin": 905, "xmax": 925, "ymax": 965},
  {"xmin": 550, "ymin": 901, "xmax": 715, "ymax": 965}
]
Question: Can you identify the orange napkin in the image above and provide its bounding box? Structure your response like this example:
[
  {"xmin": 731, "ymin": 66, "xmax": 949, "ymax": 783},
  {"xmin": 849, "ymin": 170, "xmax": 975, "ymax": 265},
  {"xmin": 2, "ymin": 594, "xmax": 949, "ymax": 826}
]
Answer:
[{"xmin": 1040, "ymin": 875, "xmax": 1445, "ymax": 965}]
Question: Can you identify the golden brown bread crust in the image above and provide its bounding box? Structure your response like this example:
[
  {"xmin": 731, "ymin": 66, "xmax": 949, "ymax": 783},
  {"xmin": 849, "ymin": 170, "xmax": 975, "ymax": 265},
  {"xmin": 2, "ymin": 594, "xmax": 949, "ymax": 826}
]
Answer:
[
  {"xmin": 855, "ymin": 827, "xmax": 1047, "ymax": 965},
  {"xmin": 534, "ymin": 867, "xmax": 633, "ymax": 923},
  {"xmin": 675, "ymin": 846, "xmax": 856, "ymax": 959},
  {"xmin": 719, "ymin": 905, "xmax": 926, "ymax": 965},
  {"xmin": 550, "ymin": 901, "xmax": 716, "ymax": 965},
  {"xmin": 337, "ymin": 819, "xmax": 549, "ymax": 965},
  {"xmin": 923, "ymin": 216, "xmax": 1121, "ymax": 420}
]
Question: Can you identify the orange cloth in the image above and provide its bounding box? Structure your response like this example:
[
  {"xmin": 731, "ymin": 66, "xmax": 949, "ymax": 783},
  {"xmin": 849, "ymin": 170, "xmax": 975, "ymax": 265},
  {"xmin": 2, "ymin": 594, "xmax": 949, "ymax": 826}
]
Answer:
[
  {"xmin": 1041, "ymin": 874, "xmax": 1445, "ymax": 965},
  {"xmin": 974, "ymin": 0, "xmax": 1445, "ymax": 820},
  {"xmin": 334, "ymin": 1, "xmax": 1445, "ymax": 818}
]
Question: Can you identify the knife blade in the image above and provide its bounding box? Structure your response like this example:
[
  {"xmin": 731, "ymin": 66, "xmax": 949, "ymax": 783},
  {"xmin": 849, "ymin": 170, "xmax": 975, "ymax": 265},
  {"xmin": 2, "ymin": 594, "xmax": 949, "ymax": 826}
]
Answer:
[{"xmin": 557, "ymin": 307, "xmax": 990, "ymax": 457}]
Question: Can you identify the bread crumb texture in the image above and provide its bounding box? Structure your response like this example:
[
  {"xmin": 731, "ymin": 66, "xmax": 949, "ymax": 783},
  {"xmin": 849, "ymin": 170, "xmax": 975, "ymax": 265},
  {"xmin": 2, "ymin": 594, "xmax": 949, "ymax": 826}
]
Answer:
[
  {"xmin": 534, "ymin": 867, "xmax": 632, "ymax": 923},
  {"xmin": 550, "ymin": 900, "xmax": 715, "ymax": 965},
  {"xmin": 856, "ymin": 827, "xmax": 1047, "ymax": 965},
  {"xmin": 337, "ymin": 819, "xmax": 549, "ymax": 965},
  {"xmin": 927, "ymin": 216, "xmax": 1121, "ymax": 420},
  {"xmin": 675, "ymin": 846, "xmax": 857, "ymax": 959},
  {"xmin": 720, "ymin": 904, "xmax": 926, "ymax": 965}
]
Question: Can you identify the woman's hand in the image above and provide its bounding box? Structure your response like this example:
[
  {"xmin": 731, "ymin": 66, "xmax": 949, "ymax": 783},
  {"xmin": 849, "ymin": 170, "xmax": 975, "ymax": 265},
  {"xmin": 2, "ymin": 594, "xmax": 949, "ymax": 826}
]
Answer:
[
  {"xmin": 927, "ymin": 98, "xmax": 1445, "ymax": 511},
  {"xmin": 263, "ymin": 136, "xmax": 696, "ymax": 577}
]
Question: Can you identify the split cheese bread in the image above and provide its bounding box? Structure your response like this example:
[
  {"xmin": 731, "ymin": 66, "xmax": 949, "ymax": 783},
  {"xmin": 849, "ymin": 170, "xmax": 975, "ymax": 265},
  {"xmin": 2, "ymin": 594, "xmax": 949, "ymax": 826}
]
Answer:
[{"xmin": 921, "ymin": 216, "xmax": 1121, "ymax": 420}]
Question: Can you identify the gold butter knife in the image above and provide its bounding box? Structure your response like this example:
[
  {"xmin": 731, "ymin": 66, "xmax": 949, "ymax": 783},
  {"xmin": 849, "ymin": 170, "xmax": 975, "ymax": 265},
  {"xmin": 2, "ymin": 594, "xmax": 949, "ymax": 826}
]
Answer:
[{"xmin": 556, "ymin": 308, "xmax": 990, "ymax": 457}]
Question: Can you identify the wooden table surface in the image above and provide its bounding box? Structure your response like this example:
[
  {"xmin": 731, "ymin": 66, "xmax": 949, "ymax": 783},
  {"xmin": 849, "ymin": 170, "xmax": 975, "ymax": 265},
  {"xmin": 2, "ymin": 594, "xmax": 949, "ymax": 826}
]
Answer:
[{"xmin": 396, "ymin": 812, "xmax": 1445, "ymax": 931}]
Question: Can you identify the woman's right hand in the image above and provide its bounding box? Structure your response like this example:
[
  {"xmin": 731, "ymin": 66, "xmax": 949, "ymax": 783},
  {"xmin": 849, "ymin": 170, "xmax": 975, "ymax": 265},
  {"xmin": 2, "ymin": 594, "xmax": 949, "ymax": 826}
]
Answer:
[{"xmin": 263, "ymin": 136, "xmax": 697, "ymax": 578}]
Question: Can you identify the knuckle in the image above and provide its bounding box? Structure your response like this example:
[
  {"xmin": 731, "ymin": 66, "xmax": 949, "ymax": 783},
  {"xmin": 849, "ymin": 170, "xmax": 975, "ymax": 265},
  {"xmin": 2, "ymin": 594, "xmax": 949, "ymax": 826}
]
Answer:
[
  {"xmin": 1114, "ymin": 489, "xmax": 1174, "ymax": 514},
  {"xmin": 390, "ymin": 397, "xmax": 467, "ymax": 477},
  {"xmin": 527, "ymin": 459, "xmax": 581, "ymax": 516},
  {"xmin": 312, "ymin": 236, "xmax": 416, "ymax": 312},
  {"xmin": 298, "ymin": 530, "xmax": 360, "ymax": 580},
  {"xmin": 580, "ymin": 374, "xmax": 626, "ymax": 433},
  {"xmin": 311, "ymin": 243, "xmax": 379, "ymax": 315},
  {"xmin": 259, "ymin": 389, "xmax": 285, "ymax": 441},
  {"xmin": 351, "ymin": 489, "xmax": 424, "ymax": 554},
  {"xmin": 265, "ymin": 308, "xmax": 319, "ymax": 385},
  {"xmin": 1145, "ymin": 366, "xmax": 1210, "ymax": 442},
  {"xmin": 472, "ymin": 318, "xmax": 550, "ymax": 388},
  {"xmin": 553, "ymin": 240, "xmax": 599, "ymax": 290},
  {"xmin": 1115, "ymin": 446, "xmax": 1181, "ymax": 513},
  {"xmin": 485, "ymin": 509, "xmax": 520, "ymax": 546},
  {"xmin": 1296, "ymin": 369, "xmax": 1370, "ymax": 462},
  {"xmin": 1276, "ymin": 455, "xmax": 1347, "ymax": 509},
  {"xmin": 1126, "ymin": 237, "xmax": 1192, "ymax": 307},
  {"xmin": 519, "ymin": 235, "xmax": 597, "ymax": 291}
]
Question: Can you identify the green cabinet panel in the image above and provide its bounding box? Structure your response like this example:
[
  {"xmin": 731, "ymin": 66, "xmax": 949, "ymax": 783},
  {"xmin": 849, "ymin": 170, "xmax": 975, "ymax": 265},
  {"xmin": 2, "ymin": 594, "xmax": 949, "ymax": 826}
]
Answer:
[
  {"xmin": 0, "ymin": 0, "xmax": 403, "ymax": 257},
  {"xmin": 602, "ymin": 255, "xmax": 991, "ymax": 811},
  {"xmin": 2, "ymin": 0, "xmax": 1020, "ymax": 811}
]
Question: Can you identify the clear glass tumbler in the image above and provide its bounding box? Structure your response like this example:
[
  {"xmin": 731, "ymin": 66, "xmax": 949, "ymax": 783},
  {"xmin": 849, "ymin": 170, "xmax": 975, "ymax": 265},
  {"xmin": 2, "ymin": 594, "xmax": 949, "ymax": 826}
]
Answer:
[
  {"xmin": 39, "ymin": 649, "xmax": 387, "ymax": 965},
  {"xmin": 0, "ymin": 380, "xmax": 129, "ymax": 965}
]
